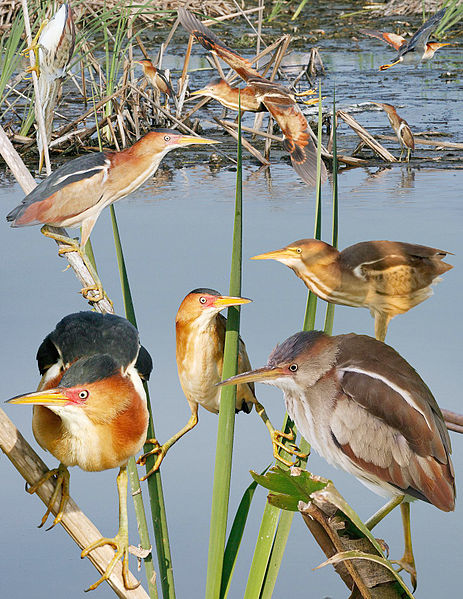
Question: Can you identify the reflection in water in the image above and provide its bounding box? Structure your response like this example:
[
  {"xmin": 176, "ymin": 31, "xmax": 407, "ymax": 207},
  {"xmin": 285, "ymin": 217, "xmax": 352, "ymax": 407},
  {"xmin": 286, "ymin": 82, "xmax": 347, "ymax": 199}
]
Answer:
[{"xmin": 400, "ymin": 166, "xmax": 416, "ymax": 189}]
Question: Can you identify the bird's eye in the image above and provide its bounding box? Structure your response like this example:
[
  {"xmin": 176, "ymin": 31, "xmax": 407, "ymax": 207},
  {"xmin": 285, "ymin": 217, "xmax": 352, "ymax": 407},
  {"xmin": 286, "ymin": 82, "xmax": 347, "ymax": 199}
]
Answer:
[
  {"xmin": 199, "ymin": 297, "xmax": 207, "ymax": 304},
  {"xmin": 164, "ymin": 135, "xmax": 171, "ymax": 142},
  {"xmin": 289, "ymin": 364, "xmax": 298, "ymax": 372},
  {"xmin": 78, "ymin": 390, "xmax": 89, "ymax": 400},
  {"xmin": 296, "ymin": 248, "xmax": 302, "ymax": 254}
]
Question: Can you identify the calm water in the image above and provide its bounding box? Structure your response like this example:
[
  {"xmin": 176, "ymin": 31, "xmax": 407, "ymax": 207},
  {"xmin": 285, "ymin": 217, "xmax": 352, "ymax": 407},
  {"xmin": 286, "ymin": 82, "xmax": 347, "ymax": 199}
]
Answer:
[{"xmin": 1, "ymin": 22, "xmax": 463, "ymax": 599}]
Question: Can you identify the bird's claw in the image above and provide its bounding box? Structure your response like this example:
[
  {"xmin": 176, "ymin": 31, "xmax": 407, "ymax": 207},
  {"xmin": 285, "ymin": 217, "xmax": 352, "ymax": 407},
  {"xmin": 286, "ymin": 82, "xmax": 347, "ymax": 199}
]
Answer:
[
  {"xmin": 293, "ymin": 89, "xmax": 316, "ymax": 97},
  {"xmin": 391, "ymin": 556, "xmax": 417, "ymax": 591},
  {"xmin": 81, "ymin": 284, "xmax": 105, "ymax": 304},
  {"xmin": 137, "ymin": 439, "xmax": 166, "ymax": 480},
  {"xmin": 271, "ymin": 430, "xmax": 308, "ymax": 467},
  {"xmin": 26, "ymin": 464, "xmax": 70, "ymax": 529},
  {"xmin": 81, "ymin": 531, "xmax": 140, "ymax": 592}
]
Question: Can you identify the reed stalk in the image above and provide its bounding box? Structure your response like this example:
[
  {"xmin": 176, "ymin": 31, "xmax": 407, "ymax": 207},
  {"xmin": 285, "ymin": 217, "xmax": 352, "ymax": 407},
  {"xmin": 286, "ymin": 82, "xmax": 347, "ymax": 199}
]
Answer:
[
  {"xmin": 205, "ymin": 101, "xmax": 244, "ymax": 599},
  {"xmin": 245, "ymin": 86, "xmax": 339, "ymax": 599}
]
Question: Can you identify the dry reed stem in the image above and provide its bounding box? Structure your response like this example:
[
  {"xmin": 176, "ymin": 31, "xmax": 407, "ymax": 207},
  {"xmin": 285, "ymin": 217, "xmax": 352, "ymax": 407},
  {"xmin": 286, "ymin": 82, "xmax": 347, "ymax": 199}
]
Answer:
[
  {"xmin": 213, "ymin": 116, "xmax": 270, "ymax": 164},
  {"xmin": 337, "ymin": 111, "xmax": 397, "ymax": 162},
  {"xmin": 0, "ymin": 408, "xmax": 148, "ymax": 599},
  {"xmin": 377, "ymin": 134, "xmax": 463, "ymax": 150}
]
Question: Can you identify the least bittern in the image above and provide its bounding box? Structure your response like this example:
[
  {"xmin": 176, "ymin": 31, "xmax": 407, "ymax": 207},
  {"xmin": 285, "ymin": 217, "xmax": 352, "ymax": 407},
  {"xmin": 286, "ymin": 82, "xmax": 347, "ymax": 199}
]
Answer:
[
  {"xmin": 178, "ymin": 8, "xmax": 327, "ymax": 187},
  {"xmin": 138, "ymin": 288, "xmax": 305, "ymax": 476},
  {"xmin": 24, "ymin": 4, "xmax": 75, "ymax": 171},
  {"xmin": 360, "ymin": 8, "xmax": 449, "ymax": 71},
  {"xmin": 252, "ymin": 239, "xmax": 452, "ymax": 341},
  {"xmin": 220, "ymin": 330, "xmax": 455, "ymax": 589},
  {"xmin": 7, "ymin": 129, "xmax": 217, "ymax": 300},
  {"xmin": 135, "ymin": 58, "xmax": 175, "ymax": 108},
  {"xmin": 371, "ymin": 102, "xmax": 415, "ymax": 161},
  {"xmin": 6, "ymin": 311, "xmax": 152, "ymax": 591}
]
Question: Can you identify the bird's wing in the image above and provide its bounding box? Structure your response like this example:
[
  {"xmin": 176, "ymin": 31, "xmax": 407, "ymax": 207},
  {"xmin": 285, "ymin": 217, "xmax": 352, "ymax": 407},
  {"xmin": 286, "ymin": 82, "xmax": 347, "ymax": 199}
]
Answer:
[
  {"xmin": 7, "ymin": 152, "xmax": 111, "ymax": 226},
  {"xmin": 156, "ymin": 70, "xmax": 175, "ymax": 97},
  {"xmin": 330, "ymin": 334, "xmax": 454, "ymax": 509},
  {"xmin": 340, "ymin": 241, "xmax": 451, "ymax": 290},
  {"xmin": 359, "ymin": 29, "xmax": 406, "ymax": 50},
  {"xmin": 398, "ymin": 7, "xmax": 447, "ymax": 56},
  {"xmin": 178, "ymin": 8, "xmax": 261, "ymax": 81},
  {"xmin": 336, "ymin": 334, "xmax": 451, "ymax": 458},
  {"xmin": 252, "ymin": 79, "xmax": 327, "ymax": 186},
  {"xmin": 398, "ymin": 121, "xmax": 415, "ymax": 150},
  {"xmin": 135, "ymin": 346, "xmax": 154, "ymax": 381}
]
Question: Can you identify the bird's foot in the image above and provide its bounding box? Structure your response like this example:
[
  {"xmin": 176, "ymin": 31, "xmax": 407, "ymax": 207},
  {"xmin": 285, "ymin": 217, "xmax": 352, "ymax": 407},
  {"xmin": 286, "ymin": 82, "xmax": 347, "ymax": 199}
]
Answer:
[
  {"xmin": 26, "ymin": 463, "xmax": 70, "ymax": 529},
  {"xmin": 21, "ymin": 19, "xmax": 49, "ymax": 78},
  {"xmin": 379, "ymin": 60, "xmax": 400, "ymax": 71},
  {"xmin": 81, "ymin": 528, "xmax": 140, "ymax": 592},
  {"xmin": 391, "ymin": 554, "xmax": 417, "ymax": 591},
  {"xmin": 293, "ymin": 89, "xmax": 316, "ymax": 98},
  {"xmin": 300, "ymin": 97, "xmax": 321, "ymax": 106},
  {"xmin": 137, "ymin": 439, "xmax": 166, "ymax": 480},
  {"xmin": 272, "ymin": 429, "xmax": 308, "ymax": 467},
  {"xmin": 80, "ymin": 284, "xmax": 105, "ymax": 303}
]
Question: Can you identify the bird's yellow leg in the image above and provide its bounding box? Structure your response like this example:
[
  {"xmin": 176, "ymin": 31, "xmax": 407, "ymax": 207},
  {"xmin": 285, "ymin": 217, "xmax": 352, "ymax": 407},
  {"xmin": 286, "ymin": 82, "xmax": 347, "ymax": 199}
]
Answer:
[
  {"xmin": 82, "ymin": 466, "xmax": 140, "ymax": 592},
  {"xmin": 399, "ymin": 147, "xmax": 405, "ymax": 162},
  {"xmin": 374, "ymin": 312, "xmax": 391, "ymax": 342},
  {"xmin": 365, "ymin": 495, "xmax": 404, "ymax": 530},
  {"xmin": 301, "ymin": 97, "xmax": 321, "ymax": 106},
  {"xmin": 40, "ymin": 226, "xmax": 105, "ymax": 303},
  {"xmin": 406, "ymin": 148, "xmax": 411, "ymax": 162},
  {"xmin": 22, "ymin": 19, "xmax": 49, "ymax": 78},
  {"xmin": 26, "ymin": 462, "xmax": 70, "ymax": 529},
  {"xmin": 379, "ymin": 59, "xmax": 401, "ymax": 71},
  {"xmin": 254, "ymin": 399, "xmax": 308, "ymax": 467},
  {"xmin": 138, "ymin": 406, "xmax": 199, "ymax": 480},
  {"xmin": 293, "ymin": 89, "xmax": 316, "ymax": 97},
  {"xmin": 391, "ymin": 502, "xmax": 417, "ymax": 590}
]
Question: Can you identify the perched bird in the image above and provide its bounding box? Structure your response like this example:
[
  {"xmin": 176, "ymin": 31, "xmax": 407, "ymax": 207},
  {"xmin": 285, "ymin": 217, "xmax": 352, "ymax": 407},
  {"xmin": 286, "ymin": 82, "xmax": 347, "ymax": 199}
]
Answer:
[
  {"xmin": 220, "ymin": 330, "xmax": 455, "ymax": 588},
  {"xmin": 371, "ymin": 102, "xmax": 415, "ymax": 161},
  {"xmin": 138, "ymin": 288, "xmax": 304, "ymax": 476},
  {"xmin": 135, "ymin": 58, "xmax": 176, "ymax": 108},
  {"xmin": 178, "ymin": 8, "xmax": 327, "ymax": 187},
  {"xmin": 6, "ymin": 311, "xmax": 152, "ymax": 591},
  {"xmin": 24, "ymin": 4, "xmax": 76, "ymax": 171},
  {"xmin": 252, "ymin": 239, "xmax": 452, "ymax": 341},
  {"xmin": 359, "ymin": 8, "xmax": 449, "ymax": 71},
  {"xmin": 7, "ymin": 129, "xmax": 217, "ymax": 300}
]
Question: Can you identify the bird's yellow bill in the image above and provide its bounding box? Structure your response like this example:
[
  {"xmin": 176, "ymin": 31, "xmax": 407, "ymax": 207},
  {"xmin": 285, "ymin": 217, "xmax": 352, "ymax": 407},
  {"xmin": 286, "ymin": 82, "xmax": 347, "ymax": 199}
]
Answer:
[
  {"xmin": 176, "ymin": 135, "xmax": 219, "ymax": 145},
  {"xmin": 190, "ymin": 89, "xmax": 207, "ymax": 96},
  {"xmin": 213, "ymin": 296, "xmax": 252, "ymax": 308},
  {"xmin": 251, "ymin": 247, "xmax": 299, "ymax": 261},
  {"xmin": 7, "ymin": 389, "xmax": 69, "ymax": 406},
  {"xmin": 219, "ymin": 365, "xmax": 286, "ymax": 387}
]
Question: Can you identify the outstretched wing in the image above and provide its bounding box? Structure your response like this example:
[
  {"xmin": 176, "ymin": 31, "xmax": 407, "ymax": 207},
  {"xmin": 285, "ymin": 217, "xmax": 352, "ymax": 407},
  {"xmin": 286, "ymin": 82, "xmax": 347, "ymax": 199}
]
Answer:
[
  {"xmin": 253, "ymin": 79, "xmax": 327, "ymax": 186},
  {"xmin": 398, "ymin": 7, "xmax": 447, "ymax": 56},
  {"xmin": 359, "ymin": 29, "xmax": 406, "ymax": 51},
  {"xmin": 178, "ymin": 8, "xmax": 261, "ymax": 81}
]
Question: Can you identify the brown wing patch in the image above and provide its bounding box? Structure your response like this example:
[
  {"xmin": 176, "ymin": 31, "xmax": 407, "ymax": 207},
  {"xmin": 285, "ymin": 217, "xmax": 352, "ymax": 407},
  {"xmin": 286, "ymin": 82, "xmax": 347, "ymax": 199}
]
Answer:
[
  {"xmin": 178, "ymin": 8, "xmax": 260, "ymax": 81},
  {"xmin": 263, "ymin": 96, "xmax": 326, "ymax": 186},
  {"xmin": 359, "ymin": 29, "xmax": 406, "ymax": 50}
]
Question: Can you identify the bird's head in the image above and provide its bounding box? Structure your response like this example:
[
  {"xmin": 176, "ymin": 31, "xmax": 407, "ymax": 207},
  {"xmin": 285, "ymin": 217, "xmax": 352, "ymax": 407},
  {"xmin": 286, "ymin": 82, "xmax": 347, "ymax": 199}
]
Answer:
[
  {"xmin": 134, "ymin": 59, "xmax": 155, "ymax": 74},
  {"xmin": 7, "ymin": 355, "xmax": 143, "ymax": 424},
  {"xmin": 190, "ymin": 77, "xmax": 230, "ymax": 100},
  {"xmin": 176, "ymin": 288, "xmax": 252, "ymax": 327},
  {"xmin": 219, "ymin": 330, "xmax": 337, "ymax": 392},
  {"xmin": 251, "ymin": 239, "xmax": 337, "ymax": 272},
  {"xmin": 141, "ymin": 129, "xmax": 218, "ymax": 156}
]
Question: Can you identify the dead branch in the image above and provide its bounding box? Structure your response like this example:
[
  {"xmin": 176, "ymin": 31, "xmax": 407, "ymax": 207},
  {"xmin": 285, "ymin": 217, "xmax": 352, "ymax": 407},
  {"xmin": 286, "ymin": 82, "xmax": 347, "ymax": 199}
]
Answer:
[
  {"xmin": 0, "ymin": 408, "xmax": 148, "ymax": 599},
  {"xmin": 338, "ymin": 111, "xmax": 397, "ymax": 163}
]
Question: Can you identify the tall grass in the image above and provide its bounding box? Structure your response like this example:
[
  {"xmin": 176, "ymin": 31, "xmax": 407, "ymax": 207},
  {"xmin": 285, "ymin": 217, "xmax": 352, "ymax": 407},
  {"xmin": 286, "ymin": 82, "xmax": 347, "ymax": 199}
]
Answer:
[
  {"xmin": 243, "ymin": 88, "xmax": 338, "ymax": 599},
  {"xmin": 205, "ymin": 100, "xmax": 245, "ymax": 599}
]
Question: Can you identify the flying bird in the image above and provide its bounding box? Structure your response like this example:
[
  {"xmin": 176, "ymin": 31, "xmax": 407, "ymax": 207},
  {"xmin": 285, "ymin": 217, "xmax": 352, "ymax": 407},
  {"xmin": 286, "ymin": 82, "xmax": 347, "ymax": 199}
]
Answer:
[
  {"xmin": 6, "ymin": 311, "xmax": 152, "ymax": 591},
  {"xmin": 360, "ymin": 8, "xmax": 449, "ymax": 70},
  {"xmin": 178, "ymin": 7, "xmax": 327, "ymax": 187}
]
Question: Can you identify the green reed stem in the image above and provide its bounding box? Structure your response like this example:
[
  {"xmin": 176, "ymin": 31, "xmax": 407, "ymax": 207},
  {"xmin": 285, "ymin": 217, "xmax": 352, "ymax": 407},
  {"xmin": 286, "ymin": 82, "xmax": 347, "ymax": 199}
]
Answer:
[
  {"xmin": 205, "ymin": 101, "xmax": 244, "ymax": 599},
  {"xmin": 111, "ymin": 205, "xmax": 176, "ymax": 599}
]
